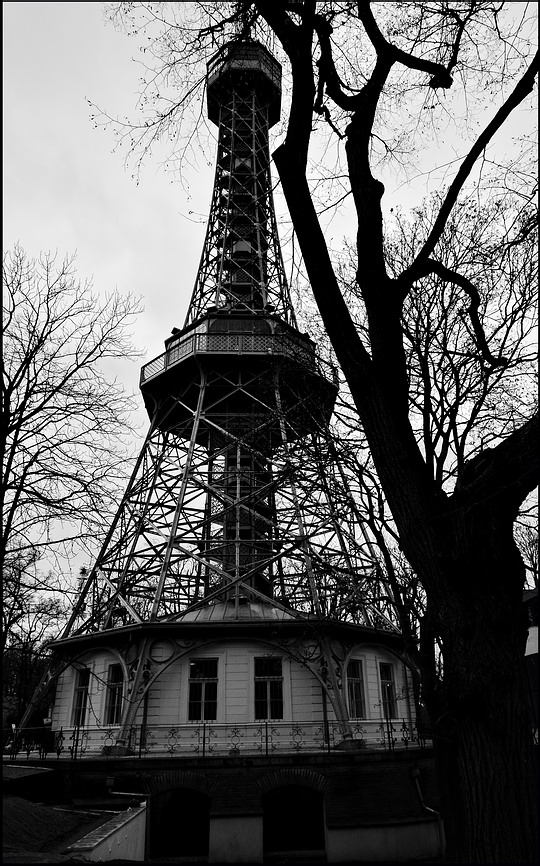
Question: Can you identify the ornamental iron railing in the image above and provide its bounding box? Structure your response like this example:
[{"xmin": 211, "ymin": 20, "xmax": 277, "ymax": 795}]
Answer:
[
  {"xmin": 3, "ymin": 719, "xmax": 429, "ymax": 762},
  {"xmin": 140, "ymin": 331, "xmax": 335, "ymax": 386}
]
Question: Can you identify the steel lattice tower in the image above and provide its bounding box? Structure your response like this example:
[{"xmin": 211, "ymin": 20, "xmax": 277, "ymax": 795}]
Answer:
[
  {"xmin": 21, "ymin": 40, "xmax": 401, "ymax": 736},
  {"xmin": 57, "ymin": 38, "xmax": 397, "ymax": 637}
]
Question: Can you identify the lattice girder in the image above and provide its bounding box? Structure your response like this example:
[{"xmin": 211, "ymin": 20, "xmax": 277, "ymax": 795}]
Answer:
[
  {"xmin": 62, "ymin": 346, "xmax": 399, "ymax": 638},
  {"xmin": 56, "ymin": 38, "xmax": 403, "ymax": 640}
]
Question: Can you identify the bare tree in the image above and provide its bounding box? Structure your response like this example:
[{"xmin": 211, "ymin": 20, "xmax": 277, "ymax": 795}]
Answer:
[
  {"xmin": 2, "ymin": 245, "xmax": 142, "ymax": 603},
  {"xmin": 391, "ymin": 196, "xmax": 537, "ymax": 483},
  {"xmin": 318, "ymin": 190, "xmax": 538, "ymax": 766},
  {"xmin": 91, "ymin": 2, "xmax": 537, "ymax": 861},
  {"xmin": 2, "ymin": 550, "xmax": 68, "ymax": 725}
]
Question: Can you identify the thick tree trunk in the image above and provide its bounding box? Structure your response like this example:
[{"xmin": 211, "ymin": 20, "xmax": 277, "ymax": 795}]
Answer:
[
  {"xmin": 417, "ymin": 515, "xmax": 537, "ymax": 863},
  {"xmin": 435, "ymin": 689, "xmax": 537, "ymax": 863},
  {"xmin": 272, "ymin": 128, "xmax": 538, "ymax": 865}
]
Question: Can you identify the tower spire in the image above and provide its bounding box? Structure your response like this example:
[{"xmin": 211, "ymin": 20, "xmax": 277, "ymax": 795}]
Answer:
[{"xmin": 185, "ymin": 40, "xmax": 294, "ymax": 326}]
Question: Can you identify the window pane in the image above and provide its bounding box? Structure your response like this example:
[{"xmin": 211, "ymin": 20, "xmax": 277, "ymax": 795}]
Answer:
[
  {"xmin": 188, "ymin": 681, "xmax": 203, "ymax": 721},
  {"xmin": 73, "ymin": 668, "xmax": 90, "ymax": 727},
  {"xmin": 348, "ymin": 659, "xmax": 361, "ymax": 679},
  {"xmin": 189, "ymin": 661, "xmax": 218, "ymax": 721},
  {"xmin": 78, "ymin": 669, "xmax": 90, "ymax": 688},
  {"xmin": 105, "ymin": 664, "xmax": 123, "ymax": 725},
  {"xmin": 203, "ymin": 681, "xmax": 217, "ymax": 721},
  {"xmin": 108, "ymin": 664, "xmax": 123, "ymax": 684},
  {"xmin": 348, "ymin": 681, "xmax": 365, "ymax": 718},
  {"xmin": 269, "ymin": 680, "xmax": 283, "ymax": 719},
  {"xmin": 190, "ymin": 659, "xmax": 218, "ymax": 679},
  {"xmin": 254, "ymin": 658, "xmax": 283, "ymax": 720},
  {"xmin": 379, "ymin": 663, "xmax": 396, "ymax": 718},
  {"xmin": 254, "ymin": 681, "xmax": 268, "ymax": 720},
  {"xmin": 255, "ymin": 658, "xmax": 282, "ymax": 678},
  {"xmin": 347, "ymin": 660, "xmax": 365, "ymax": 718},
  {"xmin": 380, "ymin": 663, "xmax": 393, "ymax": 682}
]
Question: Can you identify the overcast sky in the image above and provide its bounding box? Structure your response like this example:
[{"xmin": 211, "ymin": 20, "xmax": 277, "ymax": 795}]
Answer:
[
  {"xmin": 3, "ymin": 1, "xmax": 212, "ymax": 396},
  {"xmin": 3, "ymin": 2, "xmax": 535, "ymax": 586},
  {"xmin": 4, "ymin": 2, "xmax": 535, "ymax": 402}
]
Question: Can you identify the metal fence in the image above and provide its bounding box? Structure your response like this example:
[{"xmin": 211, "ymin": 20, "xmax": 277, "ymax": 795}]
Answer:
[
  {"xmin": 3, "ymin": 718, "xmax": 429, "ymax": 762},
  {"xmin": 140, "ymin": 331, "xmax": 332, "ymax": 385}
]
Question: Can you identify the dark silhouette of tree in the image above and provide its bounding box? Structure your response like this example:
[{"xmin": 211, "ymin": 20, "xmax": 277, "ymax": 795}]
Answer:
[
  {"xmin": 2, "ymin": 246, "xmax": 142, "ymax": 723},
  {"xmin": 91, "ymin": 3, "xmax": 537, "ymax": 861},
  {"xmin": 2, "ymin": 246, "xmax": 142, "ymax": 569},
  {"xmin": 2, "ymin": 550, "xmax": 67, "ymax": 726}
]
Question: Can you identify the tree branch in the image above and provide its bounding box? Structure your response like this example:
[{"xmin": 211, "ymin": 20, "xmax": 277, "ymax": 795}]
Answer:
[
  {"xmin": 401, "ymin": 50, "xmax": 539, "ymax": 286},
  {"xmin": 454, "ymin": 412, "xmax": 540, "ymax": 515},
  {"xmin": 255, "ymin": 0, "xmax": 316, "ymax": 167},
  {"xmin": 273, "ymin": 146, "xmax": 372, "ymax": 381},
  {"xmin": 357, "ymin": 3, "xmax": 454, "ymax": 89},
  {"xmin": 421, "ymin": 259, "xmax": 509, "ymax": 369},
  {"xmin": 314, "ymin": 13, "xmax": 362, "ymax": 112}
]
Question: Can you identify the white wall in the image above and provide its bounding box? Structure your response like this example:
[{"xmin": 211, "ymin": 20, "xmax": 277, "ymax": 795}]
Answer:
[
  {"xmin": 51, "ymin": 637, "xmax": 415, "ymax": 735},
  {"xmin": 146, "ymin": 638, "xmax": 308, "ymax": 724}
]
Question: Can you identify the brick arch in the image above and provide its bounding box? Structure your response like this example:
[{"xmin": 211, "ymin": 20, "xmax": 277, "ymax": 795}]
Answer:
[
  {"xmin": 143, "ymin": 770, "xmax": 219, "ymax": 797},
  {"xmin": 257, "ymin": 768, "xmax": 328, "ymax": 794}
]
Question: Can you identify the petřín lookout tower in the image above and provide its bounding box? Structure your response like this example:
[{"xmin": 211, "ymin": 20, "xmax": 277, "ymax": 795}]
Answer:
[{"xmin": 21, "ymin": 39, "xmax": 438, "ymax": 864}]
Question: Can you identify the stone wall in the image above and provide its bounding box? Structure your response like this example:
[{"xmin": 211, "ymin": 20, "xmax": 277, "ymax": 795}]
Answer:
[{"xmin": 65, "ymin": 803, "xmax": 147, "ymax": 862}]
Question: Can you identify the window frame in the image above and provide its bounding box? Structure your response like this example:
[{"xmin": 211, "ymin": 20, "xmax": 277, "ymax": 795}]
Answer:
[
  {"xmin": 72, "ymin": 667, "xmax": 91, "ymax": 728},
  {"xmin": 188, "ymin": 658, "xmax": 219, "ymax": 722},
  {"xmin": 379, "ymin": 661, "xmax": 397, "ymax": 719},
  {"xmin": 104, "ymin": 663, "xmax": 124, "ymax": 726},
  {"xmin": 254, "ymin": 657, "xmax": 284, "ymax": 721},
  {"xmin": 346, "ymin": 658, "xmax": 366, "ymax": 720}
]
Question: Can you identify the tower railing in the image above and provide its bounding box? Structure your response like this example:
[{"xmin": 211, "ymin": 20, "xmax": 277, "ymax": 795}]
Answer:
[
  {"xmin": 3, "ymin": 718, "xmax": 431, "ymax": 761},
  {"xmin": 140, "ymin": 329, "xmax": 336, "ymax": 385},
  {"xmin": 207, "ymin": 44, "xmax": 281, "ymax": 92}
]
